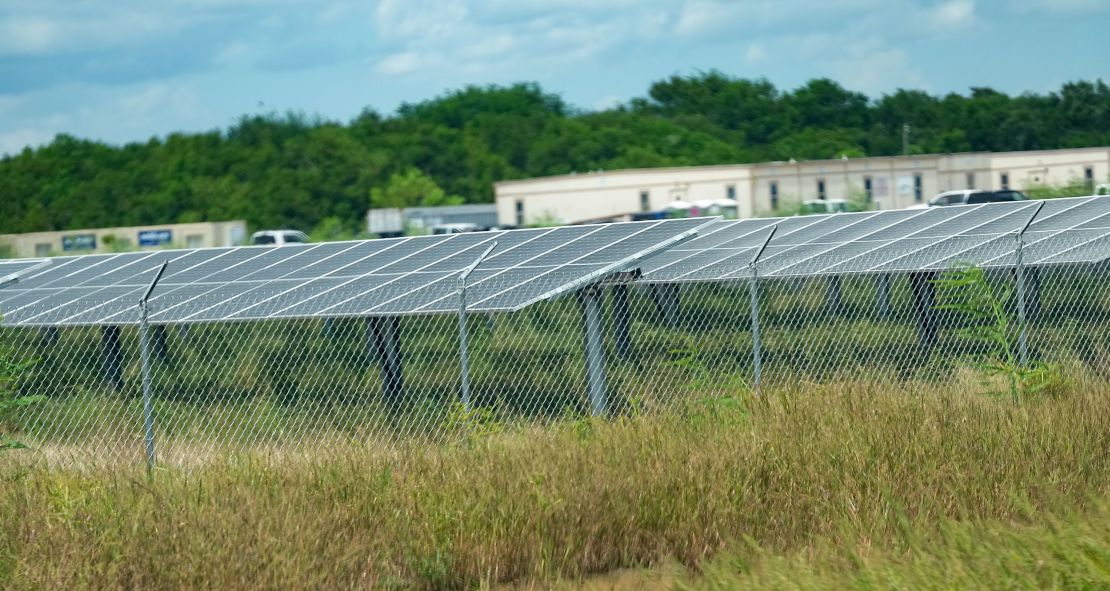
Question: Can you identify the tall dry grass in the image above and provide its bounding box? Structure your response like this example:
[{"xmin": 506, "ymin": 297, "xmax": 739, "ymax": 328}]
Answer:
[{"xmin": 2, "ymin": 375, "xmax": 1110, "ymax": 589}]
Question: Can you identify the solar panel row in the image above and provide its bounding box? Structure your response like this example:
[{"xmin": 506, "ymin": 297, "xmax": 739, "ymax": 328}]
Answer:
[
  {"xmin": 0, "ymin": 218, "xmax": 710, "ymax": 327},
  {"xmin": 4, "ymin": 197, "xmax": 1109, "ymax": 327},
  {"xmin": 641, "ymin": 196, "xmax": 1110, "ymax": 283}
]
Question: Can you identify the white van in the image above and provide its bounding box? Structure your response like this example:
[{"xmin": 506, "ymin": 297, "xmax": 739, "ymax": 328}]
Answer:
[
  {"xmin": 250, "ymin": 230, "xmax": 309, "ymax": 246},
  {"xmin": 431, "ymin": 223, "xmax": 481, "ymax": 235}
]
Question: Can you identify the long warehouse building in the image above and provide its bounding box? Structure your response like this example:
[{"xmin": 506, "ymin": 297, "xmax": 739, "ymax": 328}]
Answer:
[{"xmin": 494, "ymin": 147, "xmax": 1110, "ymax": 226}]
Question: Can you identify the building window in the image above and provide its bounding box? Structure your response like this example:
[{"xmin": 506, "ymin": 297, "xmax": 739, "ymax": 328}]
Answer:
[
  {"xmin": 725, "ymin": 184, "xmax": 736, "ymax": 200},
  {"xmin": 816, "ymin": 178, "xmax": 826, "ymax": 200},
  {"xmin": 863, "ymin": 176, "xmax": 873, "ymax": 202},
  {"xmin": 966, "ymin": 173, "xmax": 975, "ymax": 189},
  {"xmin": 639, "ymin": 190, "xmax": 650, "ymax": 212},
  {"xmin": 914, "ymin": 174, "xmax": 923, "ymax": 203},
  {"xmin": 1085, "ymin": 166, "xmax": 1095, "ymax": 190},
  {"xmin": 186, "ymin": 234, "xmax": 204, "ymax": 248},
  {"xmin": 770, "ymin": 181, "xmax": 779, "ymax": 210},
  {"xmin": 515, "ymin": 199, "xmax": 524, "ymax": 226},
  {"xmin": 1000, "ymin": 173, "xmax": 1009, "ymax": 190},
  {"xmin": 34, "ymin": 243, "xmax": 52, "ymax": 257}
]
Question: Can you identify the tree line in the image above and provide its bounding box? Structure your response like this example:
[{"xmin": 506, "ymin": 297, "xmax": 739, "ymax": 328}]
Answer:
[{"xmin": 1, "ymin": 73, "xmax": 1108, "ymax": 238}]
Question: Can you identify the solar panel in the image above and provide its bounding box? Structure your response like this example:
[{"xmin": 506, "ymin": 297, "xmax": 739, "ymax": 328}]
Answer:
[
  {"xmin": 640, "ymin": 196, "xmax": 1110, "ymax": 283},
  {"xmin": 0, "ymin": 217, "xmax": 714, "ymax": 327},
  {"xmin": 0, "ymin": 259, "xmax": 50, "ymax": 287}
]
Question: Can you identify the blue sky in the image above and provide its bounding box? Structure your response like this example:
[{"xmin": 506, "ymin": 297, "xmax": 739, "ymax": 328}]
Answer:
[{"xmin": 0, "ymin": 0, "xmax": 1107, "ymax": 155}]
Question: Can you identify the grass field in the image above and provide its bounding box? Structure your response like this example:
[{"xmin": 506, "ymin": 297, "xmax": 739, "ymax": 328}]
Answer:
[{"xmin": 3, "ymin": 373, "xmax": 1110, "ymax": 589}]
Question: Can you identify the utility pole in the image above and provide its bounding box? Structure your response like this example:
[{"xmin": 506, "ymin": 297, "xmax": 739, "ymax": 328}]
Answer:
[{"xmin": 902, "ymin": 123, "xmax": 911, "ymax": 157}]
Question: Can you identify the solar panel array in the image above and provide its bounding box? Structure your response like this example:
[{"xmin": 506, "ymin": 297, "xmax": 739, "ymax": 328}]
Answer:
[
  {"xmin": 642, "ymin": 196, "xmax": 1110, "ymax": 283},
  {"xmin": 0, "ymin": 218, "xmax": 710, "ymax": 327}
]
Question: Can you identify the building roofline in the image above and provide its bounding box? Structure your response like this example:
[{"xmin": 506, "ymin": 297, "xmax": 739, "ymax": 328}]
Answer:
[{"xmin": 493, "ymin": 146, "xmax": 1110, "ymax": 190}]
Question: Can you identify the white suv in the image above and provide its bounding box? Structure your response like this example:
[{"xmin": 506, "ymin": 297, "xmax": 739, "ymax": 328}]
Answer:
[{"xmin": 250, "ymin": 230, "xmax": 309, "ymax": 246}]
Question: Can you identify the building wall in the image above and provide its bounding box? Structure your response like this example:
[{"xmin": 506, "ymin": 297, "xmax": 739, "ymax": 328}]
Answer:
[
  {"xmin": 495, "ymin": 147, "xmax": 1110, "ymax": 225},
  {"xmin": 495, "ymin": 167, "xmax": 752, "ymax": 226},
  {"xmin": 750, "ymin": 155, "xmax": 942, "ymax": 212},
  {"xmin": 988, "ymin": 149, "xmax": 1110, "ymax": 190},
  {"xmin": 0, "ymin": 220, "xmax": 248, "ymax": 259}
]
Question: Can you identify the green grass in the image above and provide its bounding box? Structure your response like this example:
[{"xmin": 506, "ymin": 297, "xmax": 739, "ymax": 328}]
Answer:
[
  {"xmin": 680, "ymin": 501, "xmax": 1110, "ymax": 590},
  {"xmin": 2, "ymin": 374, "xmax": 1110, "ymax": 589}
]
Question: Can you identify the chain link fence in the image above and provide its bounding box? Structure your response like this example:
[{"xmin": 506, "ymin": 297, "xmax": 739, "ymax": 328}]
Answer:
[{"xmin": 2, "ymin": 223, "xmax": 1109, "ymax": 467}]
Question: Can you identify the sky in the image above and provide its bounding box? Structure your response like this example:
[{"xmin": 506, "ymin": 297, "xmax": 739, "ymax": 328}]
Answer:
[{"xmin": 0, "ymin": 0, "xmax": 1107, "ymax": 155}]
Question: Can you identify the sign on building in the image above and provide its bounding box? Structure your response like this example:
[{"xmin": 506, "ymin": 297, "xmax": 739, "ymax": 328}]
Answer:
[
  {"xmin": 138, "ymin": 229, "xmax": 173, "ymax": 247},
  {"xmin": 61, "ymin": 234, "xmax": 97, "ymax": 251}
]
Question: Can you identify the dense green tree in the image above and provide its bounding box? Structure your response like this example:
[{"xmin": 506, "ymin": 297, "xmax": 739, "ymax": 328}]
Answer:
[{"xmin": 1, "ymin": 74, "xmax": 1108, "ymax": 237}]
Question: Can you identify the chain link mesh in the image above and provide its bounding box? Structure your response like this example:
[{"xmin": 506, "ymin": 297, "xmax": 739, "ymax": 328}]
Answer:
[{"xmin": 2, "ymin": 226, "xmax": 1108, "ymax": 467}]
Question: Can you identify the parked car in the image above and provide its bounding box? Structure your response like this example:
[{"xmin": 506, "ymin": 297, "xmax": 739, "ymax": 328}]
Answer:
[
  {"xmin": 926, "ymin": 189, "xmax": 1027, "ymax": 207},
  {"xmin": 431, "ymin": 223, "xmax": 481, "ymax": 235},
  {"xmin": 250, "ymin": 230, "xmax": 309, "ymax": 245}
]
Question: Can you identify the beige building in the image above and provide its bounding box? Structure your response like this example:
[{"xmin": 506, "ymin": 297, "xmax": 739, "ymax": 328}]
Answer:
[
  {"xmin": 495, "ymin": 147, "xmax": 1110, "ymax": 225},
  {"xmin": 0, "ymin": 220, "xmax": 248, "ymax": 259}
]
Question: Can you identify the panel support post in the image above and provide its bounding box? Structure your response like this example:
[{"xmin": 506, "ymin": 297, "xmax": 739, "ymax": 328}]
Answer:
[
  {"xmin": 40, "ymin": 326, "xmax": 60, "ymax": 347},
  {"xmin": 137, "ymin": 261, "xmax": 167, "ymax": 476},
  {"xmin": 749, "ymin": 225, "xmax": 777, "ymax": 395},
  {"xmin": 152, "ymin": 325, "xmax": 170, "ymax": 363},
  {"xmin": 1026, "ymin": 267, "xmax": 1041, "ymax": 320},
  {"xmin": 908, "ymin": 272, "xmax": 938, "ymax": 350},
  {"xmin": 611, "ymin": 284, "xmax": 632, "ymax": 360},
  {"xmin": 138, "ymin": 318, "xmax": 155, "ymax": 472},
  {"xmin": 826, "ymin": 276, "xmax": 844, "ymax": 315},
  {"xmin": 457, "ymin": 242, "xmax": 496, "ymax": 411},
  {"xmin": 650, "ymin": 284, "xmax": 681, "ymax": 328},
  {"xmin": 876, "ymin": 274, "xmax": 891, "ymax": 318},
  {"xmin": 749, "ymin": 271, "xmax": 764, "ymax": 393},
  {"xmin": 579, "ymin": 285, "xmax": 609, "ymax": 417},
  {"xmin": 101, "ymin": 326, "xmax": 124, "ymax": 391},
  {"xmin": 367, "ymin": 317, "xmax": 405, "ymax": 406},
  {"xmin": 1014, "ymin": 201, "xmax": 1043, "ymax": 369}
]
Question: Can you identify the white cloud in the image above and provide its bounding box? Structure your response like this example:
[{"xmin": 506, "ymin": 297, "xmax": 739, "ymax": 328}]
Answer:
[
  {"xmin": 116, "ymin": 83, "xmax": 201, "ymax": 129},
  {"xmin": 593, "ymin": 95, "xmax": 623, "ymax": 110},
  {"xmin": 1009, "ymin": 0, "xmax": 1108, "ymax": 13},
  {"xmin": 927, "ymin": 0, "xmax": 976, "ymax": 30},
  {"xmin": 0, "ymin": 8, "xmax": 193, "ymax": 57},
  {"xmin": 375, "ymin": 51, "xmax": 429, "ymax": 75},
  {"xmin": 0, "ymin": 17, "xmax": 60, "ymax": 54},
  {"xmin": 674, "ymin": 0, "xmax": 732, "ymax": 36},
  {"xmin": 214, "ymin": 41, "xmax": 252, "ymax": 67},
  {"xmin": 0, "ymin": 95, "xmax": 26, "ymax": 113},
  {"xmin": 0, "ymin": 127, "xmax": 55, "ymax": 156},
  {"xmin": 374, "ymin": 0, "xmax": 469, "ymax": 42},
  {"xmin": 744, "ymin": 43, "xmax": 767, "ymax": 65},
  {"xmin": 751, "ymin": 32, "xmax": 927, "ymax": 94}
]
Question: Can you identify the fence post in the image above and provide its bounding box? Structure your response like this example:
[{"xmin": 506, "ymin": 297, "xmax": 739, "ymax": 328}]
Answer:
[
  {"xmin": 457, "ymin": 242, "xmax": 496, "ymax": 411},
  {"xmin": 749, "ymin": 225, "xmax": 777, "ymax": 394},
  {"xmin": 137, "ymin": 261, "xmax": 167, "ymax": 475},
  {"xmin": 1015, "ymin": 201, "xmax": 1044, "ymax": 368}
]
